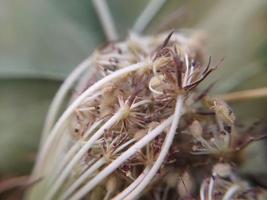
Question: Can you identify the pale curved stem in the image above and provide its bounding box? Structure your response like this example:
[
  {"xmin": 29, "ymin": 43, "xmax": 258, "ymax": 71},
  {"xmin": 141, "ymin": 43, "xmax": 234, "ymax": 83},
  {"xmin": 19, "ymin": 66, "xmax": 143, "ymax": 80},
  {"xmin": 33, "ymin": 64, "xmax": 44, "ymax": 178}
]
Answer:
[
  {"xmin": 49, "ymin": 119, "xmax": 103, "ymax": 183},
  {"xmin": 200, "ymin": 179, "xmax": 207, "ymax": 200},
  {"xmin": 104, "ymin": 191, "xmax": 112, "ymax": 200},
  {"xmin": 132, "ymin": 0, "xmax": 167, "ymax": 33},
  {"xmin": 112, "ymin": 167, "xmax": 150, "ymax": 200},
  {"xmin": 59, "ymin": 157, "xmax": 106, "ymax": 200},
  {"xmin": 44, "ymin": 106, "xmax": 128, "ymax": 200},
  {"xmin": 68, "ymin": 116, "xmax": 173, "ymax": 200},
  {"xmin": 130, "ymin": 99, "xmax": 152, "ymax": 109},
  {"xmin": 217, "ymin": 87, "xmax": 267, "ymax": 102},
  {"xmin": 83, "ymin": 119, "xmax": 104, "ymax": 139},
  {"xmin": 41, "ymin": 58, "xmax": 91, "ymax": 143},
  {"xmin": 208, "ymin": 176, "xmax": 215, "ymax": 200},
  {"xmin": 113, "ymin": 138, "xmax": 135, "ymax": 154},
  {"xmin": 125, "ymin": 96, "xmax": 183, "ymax": 200},
  {"xmin": 92, "ymin": 0, "xmax": 118, "ymax": 41},
  {"xmin": 50, "ymin": 142, "xmax": 81, "ymax": 183},
  {"xmin": 222, "ymin": 184, "xmax": 240, "ymax": 200},
  {"xmin": 33, "ymin": 61, "xmax": 148, "ymax": 178},
  {"xmin": 60, "ymin": 138, "xmax": 135, "ymax": 200}
]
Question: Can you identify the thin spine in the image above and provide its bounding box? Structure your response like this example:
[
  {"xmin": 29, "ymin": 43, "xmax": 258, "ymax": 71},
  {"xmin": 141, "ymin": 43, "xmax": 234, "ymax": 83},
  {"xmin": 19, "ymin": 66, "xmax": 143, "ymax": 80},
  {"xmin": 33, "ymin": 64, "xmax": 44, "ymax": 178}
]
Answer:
[
  {"xmin": 59, "ymin": 157, "xmax": 106, "ymax": 200},
  {"xmin": 41, "ymin": 58, "xmax": 91, "ymax": 143},
  {"xmin": 112, "ymin": 167, "xmax": 150, "ymax": 200},
  {"xmin": 68, "ymin": 116, "xmax": 173, "ymax": 200},
  {"xmin": 60, "ymin": 138, "xmax": 135, "ymax": 200},
  {"xmin": 92, "ymin": 0, "xmax": 118, "ymax": 41},
  {"xmin": 125, "ymin": 96, "xmax": 184, "ymax": 200},
  {"xmin": 132, "ymin": 0, "xmax": 167, "ymax": 33},
  {"xmin": 32, "ymin": 62, "xmax": 148, "ymax": 178},
  {"xmin": 44, "ymin": 106, "xmax": 129, "ymax": 200}
]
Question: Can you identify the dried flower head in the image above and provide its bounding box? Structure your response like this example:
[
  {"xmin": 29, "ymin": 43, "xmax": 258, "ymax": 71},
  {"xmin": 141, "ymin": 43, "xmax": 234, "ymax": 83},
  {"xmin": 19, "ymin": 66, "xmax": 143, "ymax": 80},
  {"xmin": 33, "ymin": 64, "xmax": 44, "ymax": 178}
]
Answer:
[{"xmin": 27, "ymin": 30, "xmax": 267, "ymax": 200}]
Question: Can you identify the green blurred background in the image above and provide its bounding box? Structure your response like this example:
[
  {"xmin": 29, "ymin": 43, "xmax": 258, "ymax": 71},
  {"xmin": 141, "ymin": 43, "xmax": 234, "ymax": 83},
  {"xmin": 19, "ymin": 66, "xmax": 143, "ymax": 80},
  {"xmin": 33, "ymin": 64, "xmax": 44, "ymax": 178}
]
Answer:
[{"xmin": 1, "ymin": 0, "xmax": 267, "ymax": 180}]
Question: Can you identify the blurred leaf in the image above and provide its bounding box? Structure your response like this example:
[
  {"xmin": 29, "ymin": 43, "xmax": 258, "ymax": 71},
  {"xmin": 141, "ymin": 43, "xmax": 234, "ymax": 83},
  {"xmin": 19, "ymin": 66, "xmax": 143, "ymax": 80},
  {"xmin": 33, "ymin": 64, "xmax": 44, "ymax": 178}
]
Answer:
[
  {"xmin": 1, "ymin": 0, "xmax": 267, "ymax": 177},
  {"xmin": 0, "ymin": 79, "xmax": 60, "ymax": 175},
  {"xmin": 108, "ymin": 0, "xmax": 149, "ymax": 37},
  {"xmin": 0, "ymin": 0, "xmax": 105, "ymax": 80},
  {"xmin": 197, "ymin": 0, "xmax": 267, "ymax": 92}
]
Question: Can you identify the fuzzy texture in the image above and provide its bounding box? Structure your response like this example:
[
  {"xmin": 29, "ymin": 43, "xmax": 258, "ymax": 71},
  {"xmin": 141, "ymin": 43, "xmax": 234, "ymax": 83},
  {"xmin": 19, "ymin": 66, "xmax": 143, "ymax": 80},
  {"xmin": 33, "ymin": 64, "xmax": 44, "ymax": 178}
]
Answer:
[{"xmin": 28, "ymin": 32, "xmax": 267, "ymax": 200}]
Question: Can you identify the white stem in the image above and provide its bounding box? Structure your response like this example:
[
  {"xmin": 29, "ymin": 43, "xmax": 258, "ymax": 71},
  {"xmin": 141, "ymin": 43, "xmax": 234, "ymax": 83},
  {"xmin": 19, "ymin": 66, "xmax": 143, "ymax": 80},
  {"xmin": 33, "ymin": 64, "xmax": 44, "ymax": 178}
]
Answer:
[
  {"xmin": 200, "ymin": 179, "xmax": 207, "ymax": 200},
  {"xmin": 112, "ymin": 167, "xmax": 150, "ymax": 200},
  {"xmin": 114, "ymin": 138, "xmax": 135, "ymax": 153},
  {"xmin": 50, "ymin": 142, "xmax": 81, "ymax": 183},
  {"xmin": 132, "ymin": 0, "xmax": 167, "ymax": 33},
  {"xmin": 183, "ymin": 53, "xmax": 190, "ymax": 86},
  {"xmin": 44, "ymin": 106, "xmax": 128, "ymax": 200},
  {"xmin": 49, "ymin": 119, "xmax": 103, "ymax": 183},
  {"xmin": 45, "ymin": 131, "xmax": 70, "ymax": 176},
  {"xmin": 125, "ymin": 96, "xmax": 184, "ymax": 200},
  {"xmin": 222, "ymin": 184, "xmax": 240, "ymax": 200},
  {"xmin": 60, "ymin": 138, "xmax": 135, "ymax": 200},
  {"xmin": 60, "ymin": 157, "xmax": 106, "ymax": 200},
  {"xmin": 33, "ymin": 62, "xmax": 147, "ymax": 178},
  {"xmin": 208, "ymin": 176, "xmax": 215, "ymax": 200},
  {"xmin": 69, "ymin": 116, "xmax": 173, "ymax": 200},
  {"xmin": 130, "ymin": 99, "xmax": 152, "ymax": 109},
  {"xmin": 104, "ymin": 191, "xmax": 112, "ymax": 200},
  {"xmin": 41, "ymin": 58, "xmax": 91, "ymax": 143},
  {"xmin": 83, "ymin": 119, "xmax": 104, "ymax": 139},
  {"xmin": 92, "ymin": 0, "xmax": 118, "ymax": 41}
]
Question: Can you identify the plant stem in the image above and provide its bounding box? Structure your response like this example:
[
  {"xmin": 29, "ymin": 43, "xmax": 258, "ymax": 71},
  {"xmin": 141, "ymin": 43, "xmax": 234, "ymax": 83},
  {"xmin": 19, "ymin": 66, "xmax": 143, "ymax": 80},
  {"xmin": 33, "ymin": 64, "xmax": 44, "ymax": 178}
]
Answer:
[
  {"xmin": 208, "ymin": 176, "xmax": 215, "ymax": 200},
  {"xmin": 92, "ymin": 0, "xmax": 118, "ymax": 41},
  {"xmin": 217, "ymin": 87, "xmax": 267, "ymax": 102},
  {"xmin": 32, "ymin": 62, "xmax": 148, "ymax": 178},
  {"xmin": 60, "ymin": 157, "xmax": 106, "ymax": 200},
  {"xmin": 50, "ymin": 142, "xmax": 81, "ymax": 183},
  {"xmin": 68, "ymin": 116, "xmax": 173, "ymax": 200},
  {"xmin": 222, "ymin": 184, "xmax": 240, "ymax": 200},
  {"xmin": 132, "ymin": 0, "xmax": 167, "ymax": 33},
  {"xmin": 200, "ymin": 180, "xmax": 207, "ymax": 200},
  {"xmin": 125, "ymin": 96, "xmax": 184, "ymax": 200},
  {"xmin": 41, "ymin": 58, "xmax": 91, "ymax": 144},
  {"xmin": 44, "ymin": 106, "xmax": 128, "ymax": 200},
  {"xmin": 112, "ymin": 167, "xmax": 150, "ymax": 200}
]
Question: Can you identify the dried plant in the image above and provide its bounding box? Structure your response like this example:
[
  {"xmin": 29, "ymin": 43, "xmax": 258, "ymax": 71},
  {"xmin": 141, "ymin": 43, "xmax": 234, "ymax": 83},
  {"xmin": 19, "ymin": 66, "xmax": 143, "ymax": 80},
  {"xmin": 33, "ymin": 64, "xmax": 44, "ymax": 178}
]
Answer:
[{"xmin": 26, "ymin": 29, "xmax": 267, "ymax": 200}]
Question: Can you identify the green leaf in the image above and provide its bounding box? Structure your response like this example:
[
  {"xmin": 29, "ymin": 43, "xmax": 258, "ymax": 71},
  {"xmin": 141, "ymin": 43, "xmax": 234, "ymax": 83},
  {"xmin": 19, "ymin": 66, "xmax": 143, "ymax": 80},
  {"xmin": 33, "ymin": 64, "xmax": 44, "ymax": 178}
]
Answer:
[
  {"xmin": 0, "ymin": 0, "xmax": 105, "ymax": 80},
  {"xmin": 0, "ymin": 79, "xmax": 60, "ymax": 174}
]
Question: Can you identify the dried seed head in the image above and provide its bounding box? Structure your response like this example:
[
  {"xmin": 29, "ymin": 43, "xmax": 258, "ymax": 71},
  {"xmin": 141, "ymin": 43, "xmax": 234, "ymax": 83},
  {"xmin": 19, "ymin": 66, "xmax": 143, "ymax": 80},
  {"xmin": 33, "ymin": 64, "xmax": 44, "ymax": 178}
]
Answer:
[
  {"xmin": 189, "ymin": 120, "xmax": 203, "ymax": 138},
  {"xmin": 30, "ymin": 30, "xmax": 265, "ymax": 200},
  {"xmin": 210, "ymin": 98, "xmax": 236, "ymax": 124}
]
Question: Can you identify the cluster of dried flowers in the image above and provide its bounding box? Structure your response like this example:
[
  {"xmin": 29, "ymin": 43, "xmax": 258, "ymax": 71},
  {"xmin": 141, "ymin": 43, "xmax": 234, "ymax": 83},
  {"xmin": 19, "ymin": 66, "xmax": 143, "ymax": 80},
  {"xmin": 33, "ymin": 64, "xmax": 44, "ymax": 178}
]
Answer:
[{"xmin": 28, "ymin": 31, "xmax": 267, "ymax": 200}]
